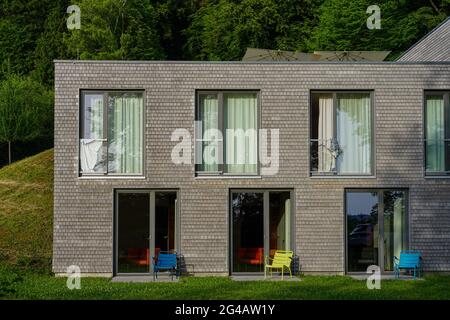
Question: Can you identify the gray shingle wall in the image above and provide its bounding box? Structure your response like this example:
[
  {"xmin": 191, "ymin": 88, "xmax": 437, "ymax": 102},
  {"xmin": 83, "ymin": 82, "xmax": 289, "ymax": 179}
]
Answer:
[
  {"xmin": 53, "ymin": 61, "xmax": 450, "ymax": 275},
  {"xmin": 398, "ymin": 17, "xmax": 450, "ymax": 62}
]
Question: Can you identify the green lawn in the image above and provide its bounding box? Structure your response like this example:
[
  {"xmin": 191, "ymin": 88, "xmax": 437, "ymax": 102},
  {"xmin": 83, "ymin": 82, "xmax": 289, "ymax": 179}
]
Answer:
[{"xmin": 1, "ymin": 265, "xmax": 450, "ymax": 300}]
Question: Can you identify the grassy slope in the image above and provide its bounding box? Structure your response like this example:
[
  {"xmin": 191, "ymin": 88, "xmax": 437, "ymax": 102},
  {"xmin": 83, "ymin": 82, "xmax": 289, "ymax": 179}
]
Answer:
[{"xmin": 0, "ymin": 149, "xmax": 53, "ymax": 265}]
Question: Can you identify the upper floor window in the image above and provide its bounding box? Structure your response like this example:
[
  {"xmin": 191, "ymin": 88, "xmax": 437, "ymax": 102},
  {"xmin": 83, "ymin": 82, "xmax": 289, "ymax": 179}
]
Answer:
[
  {"xmin": 195, "ymin": 91, "xmax": 259, "ymax": 176},
  {"xmin": 310, "ymin": 91, "xmax": 373, "ymax": 176},
  {"xmin": 425, "ymin": 92, "xmax": 450, "ymax": 176},
  {"xmin": 80, "ymin": 91, "xmax": 144, "ymax": 176}
]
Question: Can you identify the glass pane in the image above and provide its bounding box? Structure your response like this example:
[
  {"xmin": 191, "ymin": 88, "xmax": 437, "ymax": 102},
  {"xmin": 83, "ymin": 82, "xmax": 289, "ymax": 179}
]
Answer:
[
  {"xmin": 198, "ymin": 94, "xmax": 220, "ymax": 172},
  {"xmin": 269, "ymin": 192, "xmax": 291, "ymax": 258},
  {"xmin": 155, "ymin": 192, "xmax": 177, "ymax": 258},
  {"xmin": 426, "ymin": 95, "xmax": 445, "ymax": 173},
  {"xmin": 224, "ymin": 93, "xmax": 258, "ymax": 174},
  {"xmin": 232, "ymin": 192, "xmax": 264, "ymax": 272},
  {"xmin": 346, "ymin": 192, "xmax": 379, "ymax": 272},
  {"xmin": 337, "ymin": 93, "xmax": 372, "ymax": 174},
  {"xmin": 311, "ymin": 93, "xmax": 335, "ymax": 173},
  {"xmin": 80, "ymin": 93, "xmax": 106, "ymax": 173},
  {"xmin": 383, "ymin": 191, "xmax": 407, "ymax": 271},
  {"xmin": 108, "ymin": 92, "xmax": 143, "ymax": 174},
  {"xmin": 117, "ymin": 193, "xmax": 150, "ymax": 273}
]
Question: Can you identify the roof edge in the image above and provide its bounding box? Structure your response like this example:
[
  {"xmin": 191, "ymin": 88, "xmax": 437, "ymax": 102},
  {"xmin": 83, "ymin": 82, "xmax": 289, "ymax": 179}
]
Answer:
[
  {"xmin": 53, "ymin": 59, "xmax": 450, "ymax": 65},
  {"xmin": 396, "ymin": 16, "xmax": 450, "ymax": 61}
]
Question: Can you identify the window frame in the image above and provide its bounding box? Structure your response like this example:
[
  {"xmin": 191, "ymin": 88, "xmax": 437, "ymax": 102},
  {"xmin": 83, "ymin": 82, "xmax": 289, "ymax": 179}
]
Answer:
[
  {"xmin": 228, "ymin": 188, "xmax": 296, "ymax": 275},
  {"xmin": 79, "ymin": 89, "xmax": 145, "ymax": 177},
  {"xmin": 424, "ymin": 91, "xmax": 450, "ymax": 177},
  {"xmin": 344, "ymin": 188, "xmax": 409, "ymax": 275},
  {"xmin": 195, "ymin": 90, "xmax": 261, "ymax": 177},
  {"xmin": 309, "ymin": 90, "xmax": 375, "ymax": 177}
]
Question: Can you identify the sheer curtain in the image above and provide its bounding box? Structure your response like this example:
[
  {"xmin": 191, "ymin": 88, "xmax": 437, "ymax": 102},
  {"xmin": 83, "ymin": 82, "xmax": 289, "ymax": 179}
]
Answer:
[
  {"xmin": 426, "ymin": 96, "xmax": 445, "ymax": 172},
  {"xmin": 224, "ymin": 93, "xmax": 258, "ymax": 174},
  {"xmin": 80, "ymin": 94, "xmax": 104, "ymax": 173},
  {"xmin": 318, "ymin": 94, "xmax": 334, "ymax": 172},
  {"xmin": 336, "ymin": 93, "xmax": 371, "ymax": 174},
  {"xmin": 108, "ymin": 93, "xmax": 143, "ymax": 174},
  {"xmin": 199, "ymin": 95, "xmax": 219, "ymax": 172}
]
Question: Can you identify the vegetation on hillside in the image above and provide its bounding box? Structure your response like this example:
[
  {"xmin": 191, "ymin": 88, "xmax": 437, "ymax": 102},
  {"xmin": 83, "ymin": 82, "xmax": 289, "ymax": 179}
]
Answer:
[{"xmin": 0, "ymin": 149, "xmax": 53, "ymax": 270}]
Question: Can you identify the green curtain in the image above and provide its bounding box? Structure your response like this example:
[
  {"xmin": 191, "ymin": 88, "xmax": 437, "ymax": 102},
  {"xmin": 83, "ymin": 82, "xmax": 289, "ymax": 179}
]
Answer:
[
  {"xmin": 199, "ymin": 95, "xmax": 219, "ymax": 172},
  {"xmin": 336, "ymin": 93, "xmax": 372, "ymax": 174},
  {"xmin": 108, "ymin": 93, "xmax": 143, "ymax": 174},
  {"xmin": 426, "ymin": 96, "xmax": 445, "ymax": 172},
  {"xmin": 224, "ymin": 93, "xmax": 258, "ymax": 174}
]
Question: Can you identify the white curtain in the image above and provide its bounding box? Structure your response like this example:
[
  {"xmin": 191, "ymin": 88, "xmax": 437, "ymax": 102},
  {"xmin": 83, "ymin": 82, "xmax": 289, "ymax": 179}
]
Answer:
[
  {"xmin": 318, "ymin": 94, "xmax": 334, "ymax": 172},
  {"xmin": 199, "ymin": 95, "xmax": 219, "ymax": 172},
  {"xmin": 108, "ymin": 93, "xmax": 143, "ymax": 174},
  {"xmin": 336, "ymin": 93, "xmax": 372, "ymax": 174},
  {"xmin": 426, "ymin": 96, "xmax": 445, "ymax": 172},
  {"xmin": 224, "ymin": 93, "xmax": 258, "ymax": 174},
  {"xmin": 80, "ymin": 95, "xmax": 104, "ymax": 173}
]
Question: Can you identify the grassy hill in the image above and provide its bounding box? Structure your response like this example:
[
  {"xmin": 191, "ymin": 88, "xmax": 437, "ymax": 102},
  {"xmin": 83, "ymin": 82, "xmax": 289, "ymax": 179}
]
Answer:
[{"xmin": 0, "ymin": 150, "xmax": 53, "ymax": 269}]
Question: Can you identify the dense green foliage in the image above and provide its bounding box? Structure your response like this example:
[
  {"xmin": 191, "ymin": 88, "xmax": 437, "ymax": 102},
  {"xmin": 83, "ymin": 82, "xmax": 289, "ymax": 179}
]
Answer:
[
  {"xmin": 1, "ymin": 268, "xmax": 450, "ymax": 299},
  {"xmin": 0, "ymin": 0, "xmax": 448, "ymax": 165},
  {"xmin": 311, "ymin": 0, "xmax": 450, "ymax": 59},
  {"xmin": 0, "ymin": 75, "xmax": 53, "ymax": 163}
]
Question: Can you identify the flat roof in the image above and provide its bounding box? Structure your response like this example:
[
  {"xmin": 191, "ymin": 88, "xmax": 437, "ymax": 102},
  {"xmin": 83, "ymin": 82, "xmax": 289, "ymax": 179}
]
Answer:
[{"xmin": 54, "ymin": 59, "xmax": 450, "ymax": 65}]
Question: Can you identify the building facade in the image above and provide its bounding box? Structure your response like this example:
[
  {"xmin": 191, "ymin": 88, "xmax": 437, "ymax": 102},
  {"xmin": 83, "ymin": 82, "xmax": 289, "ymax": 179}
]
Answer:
[{"xmin": 53, "ymin": 60, "xmax": 450, "ymax": 276}]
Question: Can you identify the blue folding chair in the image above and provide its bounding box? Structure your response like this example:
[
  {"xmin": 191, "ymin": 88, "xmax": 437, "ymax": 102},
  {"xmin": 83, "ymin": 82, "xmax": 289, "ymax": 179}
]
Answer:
[
  {"xmin": 152, "ymin": 252, "xmax": 178, "ymax": 280},
  {"xmin": 394, "ymin": 250, "xmax": 423, "ymax": 279}
]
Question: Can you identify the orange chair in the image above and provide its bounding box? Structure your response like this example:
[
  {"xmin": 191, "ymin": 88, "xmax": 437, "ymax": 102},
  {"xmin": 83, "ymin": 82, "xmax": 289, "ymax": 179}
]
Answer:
[
  {"xmin": 238, "ymin": 248, "xmax": 264, "ymax": 265},
  {"xmin": 127, "ymin": 248, "xmax": 149, "ymax": 266}
]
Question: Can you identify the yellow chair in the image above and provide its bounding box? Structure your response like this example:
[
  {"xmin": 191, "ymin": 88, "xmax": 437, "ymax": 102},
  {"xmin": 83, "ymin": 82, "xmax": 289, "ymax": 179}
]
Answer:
[{"xmin": 264, "ymin": 250, "xmax": 294, "ymax": 280}]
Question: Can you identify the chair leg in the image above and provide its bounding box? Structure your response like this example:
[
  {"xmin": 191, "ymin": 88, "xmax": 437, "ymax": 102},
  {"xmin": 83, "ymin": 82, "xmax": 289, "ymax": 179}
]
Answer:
[
  {"xmin": 281, "ymin": 267, "xmax": 284, "ymax": 280},
  {"xmin": 289, "ymin": 267, "xmax": 292, "ymax": 278}
]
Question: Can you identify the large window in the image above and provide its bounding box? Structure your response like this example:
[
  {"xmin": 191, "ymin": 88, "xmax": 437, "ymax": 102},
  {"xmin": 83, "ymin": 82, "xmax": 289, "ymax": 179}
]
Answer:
[
  {"xmin": 310, "ymin": 92, "xmax": 373, "ymax": 176},
  {"xmin": 196, "ymin": 91, "xmax": 259, "ymax": 175},
  {"xmin": 80, "ymin": 91, "xmax": 144, "ymax": 176},
  {"xmin": 231, "ymin": 190, "xmax": 293, "ymax": 273},
  {"xmin": 346, "ymin": 189, "xmax": 408, "ymax": 273},
  {"xmin": 425, "ymin": 92, "xmax": 450, "ymax": 176}
]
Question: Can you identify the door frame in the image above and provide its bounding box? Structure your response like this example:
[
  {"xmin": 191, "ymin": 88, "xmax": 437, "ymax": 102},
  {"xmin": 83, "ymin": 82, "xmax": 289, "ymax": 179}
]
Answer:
[
  {"xmin": 344, "ymin": 188, "xmax": 409, "ymax": 275},
  {"xmin": 229, "ymin": 188, "xmax": 296, "ymax": 275},
  {"xmin": 113, "ymin": 189, "xmax": 180, "ymax": 276}
]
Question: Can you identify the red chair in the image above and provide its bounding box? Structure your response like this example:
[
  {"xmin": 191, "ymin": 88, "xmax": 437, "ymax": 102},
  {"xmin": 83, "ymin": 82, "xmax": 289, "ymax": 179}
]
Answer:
[
  {"xmin": 127, "ymin": 248, "xmax": 149, "ymax": 266},
  {"xmin": 238, "ymin": 247, "xmax": 264, "ymax": 265}
]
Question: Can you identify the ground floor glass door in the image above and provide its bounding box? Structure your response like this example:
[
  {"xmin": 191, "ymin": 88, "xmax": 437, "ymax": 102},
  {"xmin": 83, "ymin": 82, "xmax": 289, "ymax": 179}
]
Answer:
[
  {"xmin": 116, "ymin": 190, "xmax": 178, "ymax": 274},
  {"xmin": 346, "ymin": 189, "xmax": 407, "ymax": 273},
  {"xmin": 231, "ymin": 190, "xmax": 293, "ymax": 273}
]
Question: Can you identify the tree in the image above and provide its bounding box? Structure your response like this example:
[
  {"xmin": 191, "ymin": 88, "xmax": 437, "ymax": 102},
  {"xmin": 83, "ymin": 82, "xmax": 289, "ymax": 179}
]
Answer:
[
  {"xmin": 0, "ymin": 74, "xmax": 53, "ymax": 164},
  {"xmin": 64, "ymin": 0, "xmax": 165, "ymax": 60},
  {"xmin": 309, "ymin": 0, "xmax": 450, "ymax": 59},
  {"xmin": 32, "ymin": 0, "xmax": 70, "ymax": 87},
  {"xmin": 185, "ymin": 0, "xmax": 322, "ymax": 61}
]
